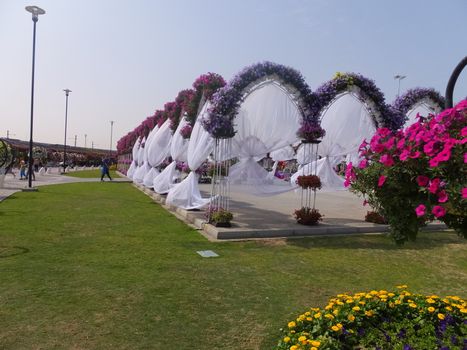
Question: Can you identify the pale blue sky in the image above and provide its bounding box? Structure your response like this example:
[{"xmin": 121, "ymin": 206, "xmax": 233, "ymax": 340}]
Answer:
[{"xmin": 0, "ymin": 0, "xmax": 466, "ymax": 149}]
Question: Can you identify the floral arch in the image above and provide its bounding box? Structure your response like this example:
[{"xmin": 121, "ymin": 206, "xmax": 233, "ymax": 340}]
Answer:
[
  {"xmin": 311, "ymin": 72, "xmax": 405, "ymax": 131},
  {"xmin": 203, "ymin": 61, "xmax": 324, "ymax": 140},
  {"xmin": 392, "ymin": 88, "xmax": 445, "ymax": 127}
]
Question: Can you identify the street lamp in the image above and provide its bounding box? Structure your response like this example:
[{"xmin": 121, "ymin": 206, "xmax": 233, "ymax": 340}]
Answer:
[
  {"xmin": 62, "ymin": 89, "xmax": 72, "ymax": 173},
  {"xmin": 109, "ymin": 120, "xmax": 115, "ymax": 156},
  {"xmin": 394, "ymin": 74, "xmax": 406, "ymax": 97},
  {"xmin": 84, "ymin": 134, "xmax": 87, "ymax": 148},
  {"xmin": 25, "ymin": 5, "xmax": 45, "ymax": 190}
]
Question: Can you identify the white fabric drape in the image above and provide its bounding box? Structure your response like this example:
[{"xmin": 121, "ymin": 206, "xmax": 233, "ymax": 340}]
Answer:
[
  {"xmin": 132, "ymin": 137, "xmax": 147, "ymax": 183},
  {"xmin": 142, "ymin": 126, "xmax": 160, "ymax": 187},
  {"xmin": 166, "ymin": 172, "xmax": 212, "ymax": 209},
  {"xmin": 147, "ymin": 120, "xmax": 173, "ymax": 168},
  {"xmin": 153, "ymin": 161, "xmax": 179, "ymax": 194},
  {"xmin": 404, "ymin": 103, "xmax": 438, "ymax": 128},
  {"xmin": 166, "ymin": 102, "xmax": 214, "ymax": 209},
  {"xmin": 127, "ymin": 138, "xmax": 141, "ymax": 179},
  {"xmin": 170, "ymin": 118, "xmax": 189, "ymax": 162},
  {"xmin": 291, "ymin": 93, "xmax": 375, "ymax": 190},
  {"xmin": 227, "ymin": 82, "xmax": 301, "ymax": 196},
  {"xmin": 127, "ymin": 160, "xmax": 137, "ymax": 178}
]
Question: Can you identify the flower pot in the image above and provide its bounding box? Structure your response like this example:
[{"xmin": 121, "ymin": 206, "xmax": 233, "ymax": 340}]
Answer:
[{"xmin": 214, "ymin": 221, "xmax": 231, "ymax": 228}]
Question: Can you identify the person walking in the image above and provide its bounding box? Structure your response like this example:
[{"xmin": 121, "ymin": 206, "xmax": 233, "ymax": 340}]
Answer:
[
  {"xmin": 100, "ymin": 158, "xmax": 112, "ymax": 181},
  {"xmin": 19, "ymin": 160, "xmax": 27, "ymax": 180}
]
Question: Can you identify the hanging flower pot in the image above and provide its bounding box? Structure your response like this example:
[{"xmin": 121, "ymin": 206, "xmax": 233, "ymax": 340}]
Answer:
[
  {"xmin": 294, "ymin": 207, "xmax": 323, "ymax": 225},
  {"xmin": 296, "ymin": 175, "xmax": 322, "ymax": 190}
]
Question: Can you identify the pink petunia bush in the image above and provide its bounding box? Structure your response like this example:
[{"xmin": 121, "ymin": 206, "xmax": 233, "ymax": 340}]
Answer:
[{"xmin": 346, "ymin": 100, "xmax": 467, "ymax": 244}]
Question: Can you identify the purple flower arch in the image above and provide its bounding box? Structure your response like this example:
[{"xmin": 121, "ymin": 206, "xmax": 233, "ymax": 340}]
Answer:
[
  {"xmin": 392, "ymin": 88, "xmax": 445, "ymax": 116},
  {"xmin": 312, "ymin": 72, "xmax": 405, "ymax": 131},
  {"xmin": 203, "ymin": 61, "xmax": 324, "ymax": 140}
]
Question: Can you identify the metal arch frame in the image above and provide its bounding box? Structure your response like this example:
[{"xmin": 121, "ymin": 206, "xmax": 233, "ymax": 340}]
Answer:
[{"xmin": 445, "ymin": 56, "xmax": 467, "ymax": 108}]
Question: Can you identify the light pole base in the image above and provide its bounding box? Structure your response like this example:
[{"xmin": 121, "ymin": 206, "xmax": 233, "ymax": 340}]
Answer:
[{"xmin": 22, "ymin": 187, "xmax": 38, "ymax": 192}]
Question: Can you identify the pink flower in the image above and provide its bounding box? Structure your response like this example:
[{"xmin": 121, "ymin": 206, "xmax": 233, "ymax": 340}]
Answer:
[
  {"xmin": 415, "ymin": 204, "xmax": 426, "ymax": 217},
  {"xmin": 380, "ymin": 154, "xmax": 394, "ymax": 167},
  {"xmin": 461, "ymin": 127, "xmax": 467, "ymax": 137},
  {"xmin": 363, "ymin": 200, "xmax": 368, "ymax": 206},
  {"xmin": 378, "ymin": 175, "xmax": 386, "ymax": 187},
  {"xmin": 428, "ymin": 178, "xmax": 441, "ymax": 194},
  {"xmin": 358, "ymin": 139, "xmax": 368, "ymax": 151},
  {"xmin": 464, "ymin": 153, "xmax": 467, "ymax": 164},
  {"xmin": 423, "ymin": 141, "xmax": 436, "ymax": 155},
  {"xmin": 396, "ymin": 138, "xmax": 406, "ymax": 150},
  {"xmin": 416, "ymin": 175, "xmax": 430, "ymax": 187},
  {"xmin": 436, "ymin": 150, "xmax": 451, "ymax": 162},
  {"xmin": 399, "ymin": 150, "xmax": 410, "ymax": 161},
  {"xmin": 409, "ymin": 151, "xmax": 420, "ymax": 159},
  {"xmin": 344, "ymin": 179, "xmax": 351, "ymax": 188},
  {"xmin": 438, "ymin": 190, "xmax": 448, "ymax": 203},
  {"xmin": 358, "ymin": 159, "xmax": 368, "ymax": 169},
  {"xmin": 432, "ymin": 205, "xmax": 446, "ymax": 218},
  {"xmin": 462, "ymin": 188, "xmax": 467, "ymax": 199}
]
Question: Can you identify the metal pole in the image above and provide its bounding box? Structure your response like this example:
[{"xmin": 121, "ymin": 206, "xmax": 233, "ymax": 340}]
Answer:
[
  {"xmin": 110, "ymin": 120, "xmax": 115, "ymax": 155},
  {"xmin": 27, "ymin": 16, "xmax": 38, "ymax": 188},
  {"xmin": 63, "ymin": 90, "xmax": 71, "ymax": 173},
  {"xmin": 84, "ymin": 134, "xmax": 87, "ymax": 148},
  {"xmin": 445, "ymin": 56, "xmax": 467, "ymax": 108}
]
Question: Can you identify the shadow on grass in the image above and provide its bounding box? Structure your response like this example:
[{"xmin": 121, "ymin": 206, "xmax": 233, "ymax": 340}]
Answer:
[
  {"xmin": 284, "ymin": 231, "xmax": 465, "ymax": 251},
  {"xmin": 0, "ymin": 246, "xmax": 30, "ymax": 258}
]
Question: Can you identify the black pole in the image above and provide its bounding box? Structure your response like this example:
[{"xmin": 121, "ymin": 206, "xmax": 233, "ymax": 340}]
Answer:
[
  {"xmin": 445, "ymin": 56, "xmax": 467, "ymax": 108},
  {"xmin": 63, "ymin": 91, "xmax": 69, "ymax": 173},
  {"xmin": 28, "ymin": 16, "xmax": 38, "ymax": 188}
]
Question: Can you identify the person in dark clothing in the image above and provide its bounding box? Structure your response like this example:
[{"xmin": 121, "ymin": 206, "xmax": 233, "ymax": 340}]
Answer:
[{"xmin": 101, "ymin": 159, "xmax": 112, "ymax": 181}]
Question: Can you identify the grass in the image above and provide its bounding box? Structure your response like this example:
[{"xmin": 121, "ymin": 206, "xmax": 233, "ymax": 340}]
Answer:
[
  {"xmin": 64, "ymin": 169, "xmax": 121, "ymax": 178},
  {"xmin": 0, "ymin": 182, "xmax": 466, "ymax": 350}
]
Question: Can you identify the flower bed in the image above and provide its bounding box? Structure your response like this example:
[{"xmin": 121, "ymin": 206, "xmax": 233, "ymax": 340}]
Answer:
[{"xmin": 276, "ymin": 286, "xmax": 467, "ymax": 350}]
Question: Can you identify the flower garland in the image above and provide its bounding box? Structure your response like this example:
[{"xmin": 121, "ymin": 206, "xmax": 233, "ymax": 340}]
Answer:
[
  {"xmin": 203, "ymin": 61, "xmax": 324, "ymax": 140},
  {"xmin": 312, "ymin": 72, "xmax": 405, "ymax": 131},
  {"xmin": 184, "ymin": 73, "xmax": 226, "ymax": 127},
  {"xmin": 393, "ymin": 87, "xmax": 445, "ymax": 116}
]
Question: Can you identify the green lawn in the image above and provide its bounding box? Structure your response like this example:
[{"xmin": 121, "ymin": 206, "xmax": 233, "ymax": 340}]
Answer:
[
  {"xmin": 64, "ymin": 169, "xmax": 121, "ymax": 178},
  {"xmin": 0, "ymin": 183, "xmax": 465, "ymax": 349}
]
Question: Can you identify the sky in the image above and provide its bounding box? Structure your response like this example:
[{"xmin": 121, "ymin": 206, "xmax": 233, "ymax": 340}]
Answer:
[{"xmin": 0, "ymin": 0, "xmax": 466, "ymax": 150}]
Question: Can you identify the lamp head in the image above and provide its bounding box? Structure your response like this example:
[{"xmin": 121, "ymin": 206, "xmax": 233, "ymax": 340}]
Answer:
[
  {"xmin": 25, "ymin": 6, "xmax": 45, "ymax": 21},
  {"xmin": 63, "ymin": 89, "xmax": 72, "ymax": 96}
]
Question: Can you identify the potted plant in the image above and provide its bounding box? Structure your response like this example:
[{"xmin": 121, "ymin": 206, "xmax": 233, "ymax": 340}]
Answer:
[
  {"xmin": 206, "ymin": 206, "xmax": 233, "ymax": 227},
  {"xmin": 294, "ymin": 207, "xmax": 323, "ymax": 225},
  {"xmin": 296, "ymin": 175, "xmax": 322, "ymax": 190}
]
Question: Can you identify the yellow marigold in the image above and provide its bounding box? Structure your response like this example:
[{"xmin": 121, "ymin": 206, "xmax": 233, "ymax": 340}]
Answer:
[
  {"xmin": 379, "ymin": 290, "xmax": 388, "ymax": 294},
  {"xmin": 283, "ymin": 336, "xmax": 291, "ymax": 343},
  {"xmin": 305, "ymin": 311, "xmax": 311, "ymax": 316},
  {"xmin": 298, "ymin": 335, "xmax": 307, "ymax": 344},
  {"xmin": 446, "ymin": 306, "xmax": 453, "ymax": 311},
  {"xmin": 331, "ymin": 325, "xmax": 339, "ymax": 332},
  {"xmin": 346, "ymin": 299, "xmax": 354, "ymax": 304},
  {"xmin": 395, "ymin": 300, "xmax": 402, "ymax": 305},
  {"xmin": 337, "ymin": 323, "xmax": 343, "ymax": 329},
  {"xmin": 460, "ymin": 308, "xmax": 467, "ymax": 313},
  {"xmin": 365, "ymin": 310, "xmax": 374, "ymax": 317},
  {"xmin": 388, "ymin": 293, "xmax": 395, "ymax": 297},
  {"xmin": 365, "ymin": 294, "xmax": 373, "ymax": 299},
  {"xmin": 348, "ymin": 314, "xmax": 355, "ymax": 322},
  {"xmin": 409, "ymin": 303, "xmax": 417, "ymax": 308},
  {"xmin": 427, "ymin": 307, "xmax": 435, "ymax": 313},
  {"xmin": 438, "ymin": 313, "xmax": 445, "ymax": 320},
  {"xmin": 313, "ymin": 312, "xmax": 321, "ymax": 319},
  {"xmin": 332, "ymin": 309, "xmax": 339, "ymax": 316},
  {"xmin": 297, "ymin": 315, "xmax": 305, "ymax": 322},
  {"xmin": 325, "ymin": 303, "xmax": 334, "ymax": 310},
  {"xmin": 325, "ymin": 313, "xmax": 334, "ymax": 319},
  {"xmin": 288, "ymin": 321, "xmax": 296, "ymax": 328},
  {"xmin": 290, "ymin": 346, "xmax": 298, "ymax": 350},
  {"xmin": 311, "ymin": 340, "xmax": 321, "ymax": 347},
  {"xmin": 359, "ymin": 301, "xmax": 366, "ymax": 305},
  {"xmin": 290, "ymin": 330, "xmax": 296, "ymax": 334},
  {"xmin": 336, "ymin": 301, "xmax": 344, "ymax": 306},
  {"xmin": 311, "ymin": 347, "xmax": 318, "ymax": 350},
  {"xmin": 306, "ymin": 317, "xmax": 312, "ymax": 321},
  {"xmin": 311, "ymin": 307, "xmax": 320, "ymax": 311},
  {"xmin": 352, "ymin": 306, "xmax": 361, "ymax": 312},
  {"xmin": 449, "ymin": 296, "xmax": 461, "ymax": 301},
  {"xmin": 370, "ymin": 290, "xmax": 379, "ymax": 295},
  {"xmin": 426, "ymin": 298, "xmax": 436, "ymax": 304},
  {"xmin": 396, "ymin": 284, "xmax": 408, "ymax": 289}
]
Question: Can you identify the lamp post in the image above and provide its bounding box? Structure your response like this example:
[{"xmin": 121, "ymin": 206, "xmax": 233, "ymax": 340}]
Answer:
[
  {"xmin": 109, "ymin": 120, "xmax": 115, "ymax": 156},
  {"xmin": 394, "ymin": 74, "xmax": 406, "ymax": 97},
  {"xmin": 62, "ymin": 89, "xmax": 71, "ymax": 173},
  {"xmin": 84, "ymin": 134, "xmax": 87, "ymax": 148},
  {"xmin": 25, "ymin": 5, "xmax": 45, "ymax": 189}
]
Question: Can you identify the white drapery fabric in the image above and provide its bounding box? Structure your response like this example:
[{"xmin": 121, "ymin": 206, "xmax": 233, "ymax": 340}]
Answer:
[
  {"xmin": 404, "ymin": 102, "xmax": 438, "ymax": 128},
  {"xmin": 127, "ymin": 137, "xmax": 141, "ymax": 179},
  {"xmin": 132, "ymin": 137, "xmax": 147, "ymax": 183},
  {"xmin": 291, "ymin": 93, "xmax": 376, "ymax": 190},
  {"xmin": 166, "ymin": 103, "xmax": 214, "ymax": 209},
  {"xmin": 142, "ymin": 126, "xmax": 160, "ymax": 187},
  {"xmin": 227, "ymin": 82, "xmax": 301, "ymax": 195},
  {"xmin": 148, "ymin": 120, "xmax": 173, "ymax": 168},
  {"xmin": 153, "ymin": 118, "xmax": 190, "ymax": 193}
]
